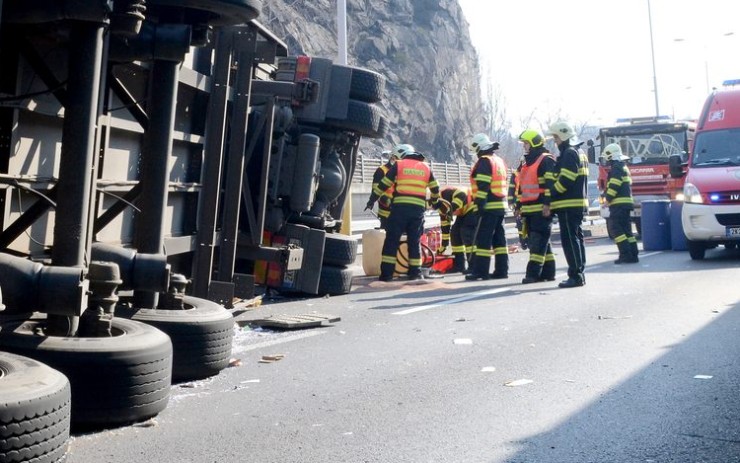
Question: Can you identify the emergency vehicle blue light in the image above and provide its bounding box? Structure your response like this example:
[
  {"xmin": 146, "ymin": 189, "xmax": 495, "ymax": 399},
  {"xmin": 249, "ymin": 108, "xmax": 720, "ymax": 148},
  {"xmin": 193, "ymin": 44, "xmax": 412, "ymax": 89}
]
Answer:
[
  {"xmin": 722, "ymin": 79, "xmax": 740, "ymax": 86},
  {"xmin": 710, "ymin": 193, "xmax": 720, "ymax": 202}
]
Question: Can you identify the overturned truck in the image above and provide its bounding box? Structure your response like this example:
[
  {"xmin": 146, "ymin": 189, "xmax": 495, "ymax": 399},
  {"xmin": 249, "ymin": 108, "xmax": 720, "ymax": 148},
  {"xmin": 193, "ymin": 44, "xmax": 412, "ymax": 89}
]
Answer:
[{"xmin": 0, "ymin": 0, "xmax": 386, "ymax": 456}]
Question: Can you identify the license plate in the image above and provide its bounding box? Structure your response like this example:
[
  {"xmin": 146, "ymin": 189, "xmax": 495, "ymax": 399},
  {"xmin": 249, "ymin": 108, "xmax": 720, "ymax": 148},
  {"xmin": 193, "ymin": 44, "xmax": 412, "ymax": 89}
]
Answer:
[{"xmin": 726, "ymin": 226, "xmax": 740, "ymax": 238}]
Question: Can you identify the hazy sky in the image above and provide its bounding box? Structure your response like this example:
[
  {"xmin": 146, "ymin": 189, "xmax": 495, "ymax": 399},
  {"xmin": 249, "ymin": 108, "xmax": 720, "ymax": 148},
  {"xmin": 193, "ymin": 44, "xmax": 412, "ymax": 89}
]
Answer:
[{"xmin": 458, "ymin": 0, "xmax": 740, "ymax": 131}]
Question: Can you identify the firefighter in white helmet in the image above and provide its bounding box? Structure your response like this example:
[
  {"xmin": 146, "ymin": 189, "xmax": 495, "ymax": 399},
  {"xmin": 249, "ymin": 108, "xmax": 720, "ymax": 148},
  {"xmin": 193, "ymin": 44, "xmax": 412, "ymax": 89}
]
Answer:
[
  {"xmin": 547, "ymin": 120, "xmax": 589, "ymax": 288},
  {"xmin": 465, "ymin": 133, "xmax": 509, "ymax": 281},
  {"xmin": 602, "ymin": 143, "xmax": 639, "ymax": 264},
  {"xmin": 366, "ymin": 144, "xmax": 442, "ymax": 281}
]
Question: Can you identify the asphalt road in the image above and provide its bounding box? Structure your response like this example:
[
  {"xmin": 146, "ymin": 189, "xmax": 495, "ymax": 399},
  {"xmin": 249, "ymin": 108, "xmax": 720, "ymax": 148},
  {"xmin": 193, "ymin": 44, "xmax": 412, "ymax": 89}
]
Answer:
[{"xmin": 66, "ymin": 233, "xmax": 740, "ymax": 463}]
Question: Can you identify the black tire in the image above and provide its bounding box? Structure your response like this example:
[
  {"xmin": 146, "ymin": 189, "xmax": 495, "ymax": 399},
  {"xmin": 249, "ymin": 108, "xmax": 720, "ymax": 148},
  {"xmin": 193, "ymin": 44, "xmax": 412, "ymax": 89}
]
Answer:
[
  {"xmin": 0, "ymin": 352, "xmax": 70, "ymax": 463},
  {"xmin": 333, "ymin": 65, "xmax": 386, "ymax": 103},
  {"xmin": 324, "ymin": 100, "xmax": 383, "ymax": 137},
  {"xmin": 318, "ymin": 265, "xmax": 353, "ymax": 296},
  {"xmin": 687, "ymin": 240, "xmax": 706, "ymax": 260},
  {"xmin": 323, "ymin": 233, "xmax": 358, "ymax": 267},
  {"xmin": 116, "ymin": 296, "xmax": 234, "ymax": 382},
  {"xmin": 0, "ymin": 317, "xmax": 172, "ymax": 430}
]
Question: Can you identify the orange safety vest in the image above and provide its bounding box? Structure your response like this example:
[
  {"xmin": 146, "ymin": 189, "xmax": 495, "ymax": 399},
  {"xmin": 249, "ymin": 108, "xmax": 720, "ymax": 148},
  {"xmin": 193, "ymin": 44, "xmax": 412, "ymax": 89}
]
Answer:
[
  {"xmin": 518, "ymin": 154, "xmax": 553, "ymax": 203},
  {"xmin": 393, "ymin": 159, "xmax": 432, "ymax": 207},
  {"xmin": 470, "ymin": 155, "xmax": 508, "ymax": 199}
]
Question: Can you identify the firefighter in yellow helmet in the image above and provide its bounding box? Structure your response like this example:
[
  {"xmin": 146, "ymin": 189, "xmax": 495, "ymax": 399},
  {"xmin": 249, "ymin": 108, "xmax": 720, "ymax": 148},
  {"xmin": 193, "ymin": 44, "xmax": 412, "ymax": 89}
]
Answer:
[
  {"xmin": 602, "ymin": 143, "xmax": 639, "ymax": 264},
  {"xmin": 547, "ymin": 120, "xmax": 589, "ymax": 288},
  {"xmin": 516, "ymin": 129, "xmax": 558, "ymax": 284},
  {"xmin": 465, "ymin": 133, "xmax": 509, "ymax": 281},
  {"xmin": 365, "ymin": 144, "xmax": 442, "ymax": 281},
  {"xmin": 368, "ymin": 149, "xmax": 400, "ymax": 230}
]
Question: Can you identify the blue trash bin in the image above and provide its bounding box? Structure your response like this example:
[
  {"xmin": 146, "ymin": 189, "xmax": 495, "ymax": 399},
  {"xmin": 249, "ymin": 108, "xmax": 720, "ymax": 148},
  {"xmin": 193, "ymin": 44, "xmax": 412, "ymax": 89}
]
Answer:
[
  {"xmin": 670, "ymin": 200, "xmax": 688, "ymax": 251},
  {"xmin": 641, "ymin": 200, "xmax": 672, "ymax": 251}
]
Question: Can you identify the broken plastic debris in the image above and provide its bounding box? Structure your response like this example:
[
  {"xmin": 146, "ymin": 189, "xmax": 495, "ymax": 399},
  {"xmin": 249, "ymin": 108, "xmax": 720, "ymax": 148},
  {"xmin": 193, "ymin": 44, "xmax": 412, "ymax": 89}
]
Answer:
[
  {"xmin": 259, "ymin": 354, "xmax": 285, "ymax": 363},
  {"xmin": 597, "ymin": 315, "xmax": 633, "ymax": 320},
  {"xmin": 481, "ymin": 366, "xmax": 496, "ymax": 372},
  {"xmin": 240, "ymin": 379, "xmax": 260, "ymax": 384},
  {"xmin": 228, "ymin": 358, "xmax": 242, "ymax": 367},
  {"xmin": 133, "ymin": 419, "xmax": 158, "ymax": 428},
  {"xmin": 453, "ymin": 338, "xmax": 473, "ymax": 345},
  {"xmin": 504, "ymin": 379, "xmax": 533, "ymax": 387},
  {"xmin": 693, "ymin": 375, "xmax": 713, "ymax": 380}
]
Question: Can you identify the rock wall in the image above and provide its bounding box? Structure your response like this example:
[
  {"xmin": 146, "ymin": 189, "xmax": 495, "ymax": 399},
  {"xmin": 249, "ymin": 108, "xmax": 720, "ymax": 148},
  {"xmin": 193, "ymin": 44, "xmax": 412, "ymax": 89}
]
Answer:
[{"xmin": 260, "ymin": 0, "xmax": 483, "ymax": 163}]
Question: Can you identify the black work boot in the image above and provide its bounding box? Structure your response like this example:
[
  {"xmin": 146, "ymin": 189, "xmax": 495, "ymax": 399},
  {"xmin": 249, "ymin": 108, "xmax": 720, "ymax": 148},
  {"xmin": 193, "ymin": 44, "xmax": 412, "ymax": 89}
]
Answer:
[
  {"xmin": 490, "ymin": 254, "xmax": 509, "ymax": 279},
  {"xmin": 558, "ymin": 276, "xmax": 585, "ymax": 288},
  {"xmin": 540, "ymin": 260, "xmax": 556, "ymax": 281},
  {"xmin": 614, "ymin": 241, "xmax": 630, "ymax": 264},
  {"xmin": 521, "ymin": 261, "xmax": 542, "ymax": 284},
  {"xmin": 451, "ymin": 254, "xmax": 467, "ymax": 273}
]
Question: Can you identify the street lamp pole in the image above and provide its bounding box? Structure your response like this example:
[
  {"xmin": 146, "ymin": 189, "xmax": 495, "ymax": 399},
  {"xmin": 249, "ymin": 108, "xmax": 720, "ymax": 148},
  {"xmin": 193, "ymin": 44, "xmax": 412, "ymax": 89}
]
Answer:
[{"xmin": 647, "ymin": 0, "xmax": 660, "ymax": 118}]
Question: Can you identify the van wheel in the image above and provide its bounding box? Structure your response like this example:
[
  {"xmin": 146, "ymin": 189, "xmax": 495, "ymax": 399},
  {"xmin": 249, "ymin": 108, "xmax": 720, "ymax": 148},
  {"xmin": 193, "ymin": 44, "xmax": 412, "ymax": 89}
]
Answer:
[
  {"xmin": 687, "ymin": 240, "xmax": 706, "ymax": 260},
  {"xmin": 0, "ymin": 316, "xmax": 172, "ymax": 430},
  {"xmin": 116, "ymin": 296, "xmax": 234, "ymax": 382},
  {"xmin": 0, "ymin": 352, "xmax": 71, "ymax": 463}
]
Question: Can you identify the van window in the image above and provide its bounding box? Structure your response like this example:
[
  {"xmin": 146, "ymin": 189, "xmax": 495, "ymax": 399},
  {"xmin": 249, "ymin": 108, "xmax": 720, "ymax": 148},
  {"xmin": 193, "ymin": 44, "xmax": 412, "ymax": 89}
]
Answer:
[{"xmin": 692, "ymin": 128, "xmax": 740, "ymax": 167}]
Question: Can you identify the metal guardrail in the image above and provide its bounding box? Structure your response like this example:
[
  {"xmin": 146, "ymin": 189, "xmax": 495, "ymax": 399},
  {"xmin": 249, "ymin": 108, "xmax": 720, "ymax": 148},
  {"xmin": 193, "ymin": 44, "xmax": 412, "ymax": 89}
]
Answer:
[{"xmin": 352, "ymin": 157, "xmax": 472, "ymax": 186}]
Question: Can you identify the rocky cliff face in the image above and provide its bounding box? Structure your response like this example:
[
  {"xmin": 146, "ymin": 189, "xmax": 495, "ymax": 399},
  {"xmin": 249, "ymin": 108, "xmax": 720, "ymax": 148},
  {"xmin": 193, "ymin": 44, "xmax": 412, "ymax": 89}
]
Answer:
[{"xmin": 260, "ymin": 0, "xmax": 483, "ymax": 163}]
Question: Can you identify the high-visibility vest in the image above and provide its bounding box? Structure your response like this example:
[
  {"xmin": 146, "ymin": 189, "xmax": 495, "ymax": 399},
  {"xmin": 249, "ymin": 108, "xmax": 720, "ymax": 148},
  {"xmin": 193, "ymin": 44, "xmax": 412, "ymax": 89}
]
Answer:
[
  {"xmin": 470, "ymin": 155, "xmax": 508, "ymax": 199},
  {"xmin": 394, "ymin": 159, "xmax": 431, "ymax": 207},
  {"xmin": 518, "ymin": 154, "xmax": 554, "ymax": 203},
  {"xmin": 440, "ymin": 186, "xmax": 472, "ymax": 216}
]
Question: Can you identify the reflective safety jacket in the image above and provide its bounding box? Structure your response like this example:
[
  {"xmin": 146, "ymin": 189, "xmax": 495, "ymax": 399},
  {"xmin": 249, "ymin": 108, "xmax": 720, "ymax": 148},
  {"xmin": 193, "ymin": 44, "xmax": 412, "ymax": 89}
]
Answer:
[
  {"xmin": 605, "ymin": 160, "xmax": 634, "ymax": 209},
  {"xmin": 470, "ymin": 154, "xmax": 508, "ymax": 214},
  {"xmin": 550, "ymin": 143, "xmax": 589, "ymax": 211},
  {"xmin": 518, "ymin": 153, "xmax": 556, "ymax": 214},
  {"xmin": 369, "ymin": 158, "xmax": 440, "ymax": 209}
]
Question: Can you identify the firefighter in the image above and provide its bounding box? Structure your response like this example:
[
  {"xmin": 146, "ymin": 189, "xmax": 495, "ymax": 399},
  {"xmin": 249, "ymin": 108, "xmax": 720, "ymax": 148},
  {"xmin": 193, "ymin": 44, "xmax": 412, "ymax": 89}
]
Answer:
[
  {"xmin": 547, "ymin": 121, "xmax": 589, "ymax": 288},
  {"xmin": 602, "ymin": 143, "xmax": 639, "ymax": 264},
  {"xmin": 369, "ymin": 149, "xmax": 400, "ymax": 229},
  {"xmin": 365, "ymin": 144, "xmax": 442, "ymax": 281},
  {"xmin": 516, "ymin": 129, "xmax": 558, "ymax": 284},
  {"xmin": 465, "ymin": 133, "xmax": 509, "ymax": 281},
  {"xmin": 438, "ymin": 185, "xmax": 477, "ymax": 273},
  {"xmin": 507, "ymin": 155, "xmax": 528, "ymax": 250}
]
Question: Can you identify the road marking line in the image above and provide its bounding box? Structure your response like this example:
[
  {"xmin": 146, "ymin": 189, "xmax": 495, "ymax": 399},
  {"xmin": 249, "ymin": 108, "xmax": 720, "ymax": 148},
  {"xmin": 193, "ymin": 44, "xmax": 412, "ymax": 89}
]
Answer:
[
  {"xmin": 392, "ymin": 287, "xmax": 512, "ymax": 315},
  {"xmin": 231, "ymin": 330, "xmax": 327, "ymax": 354}
]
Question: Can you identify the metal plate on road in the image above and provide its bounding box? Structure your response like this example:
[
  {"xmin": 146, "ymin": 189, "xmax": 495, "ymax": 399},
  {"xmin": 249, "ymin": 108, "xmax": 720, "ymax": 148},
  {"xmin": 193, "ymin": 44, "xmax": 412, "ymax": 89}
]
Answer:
[{"xmin": 250, "ymin": 313, "xmax": 341, "ymax": 330}]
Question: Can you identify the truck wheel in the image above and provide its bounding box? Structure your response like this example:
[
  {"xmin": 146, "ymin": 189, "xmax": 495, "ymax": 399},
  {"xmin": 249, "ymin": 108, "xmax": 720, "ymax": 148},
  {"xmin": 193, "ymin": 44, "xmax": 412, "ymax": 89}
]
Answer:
[
  {"xmin": 333, "ymin": 65, "xmax": 386, "ymax": 103},
  {"xmin": 318, "ymin": 265, "xmax": 353, "ymax": 296},
  {"xmin": 0, "ymin": 352, "xmax": 71, "ymax": 463},
  {"xmin": 324, "ymin": 100, "xmax": 383, "ymax": 137},
  {"xmin": 0, "ymin": 316, "xmax": 172, "ymax": 430},
  {"xmin": 323, "ymin": 233, "xmax": 358, "ymax": 267},
  {"xmin": 116, "ymin": 296, "xmax": 235, "ymax": 382},
  {"xmin": 687, "ymin": 240, "xmax": 706, "ymax": 260}
]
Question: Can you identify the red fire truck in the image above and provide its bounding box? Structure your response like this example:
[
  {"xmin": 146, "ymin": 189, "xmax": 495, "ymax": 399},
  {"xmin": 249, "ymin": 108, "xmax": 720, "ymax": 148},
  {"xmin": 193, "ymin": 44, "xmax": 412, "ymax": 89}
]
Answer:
[{"xmin": 595, "ymin": 117, "xmax": 696, "ymax": 235}]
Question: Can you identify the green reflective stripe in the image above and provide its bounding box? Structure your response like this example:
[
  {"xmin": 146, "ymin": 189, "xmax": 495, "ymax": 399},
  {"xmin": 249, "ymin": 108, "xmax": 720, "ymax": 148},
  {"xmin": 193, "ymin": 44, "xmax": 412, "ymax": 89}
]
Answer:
[
  {"xmin": 475, "ymin": 248, "xmax": 493, "ymax": 257},
  {"xmin": 393, "ymin": 196, "xmax": 427, "ymax": 207},
  {"xmin": 493, "ymin": 246, "xmax": 508, "ymax": 255},
  {"xmin": 475, "ymin": 173, "xmax": 492, "ymax": 182},
  {"xmin": 554, "ymin": 183, "xmax": 567, "ymax": 194},
  {"xmin": 544, "ymin": 172, "xmax": 556, "ymax": 180},
  {"xmin": 372, "ymin": 186, "xmax": 384, "ymax": 196},
  {"xmin": 608, "ymin": 178, "xmax": 623, "ymax": 187},
  {"xmin": 529, "ymin": 253, "xmax": 545, "ymax": 264},
  {"xmin": 475, "ymin": 190, "xmax": 487, "ymax": 199},
  {"xmin": 484, "ymin": 201, "xmax": 507, "ymax": 210},
  {"xmin": 409, "ymin": 258, "xmax": 422, "ymax": 266},
  {"xmin": 441, "ymin": 219, "xmax": 452, "ymax": 227},
  {"xmin": 558, "ymin": 168, "xmax": 578, "ymax": 181},
  {"xmin": 452, "ymin": 245, "xmax": 466, "ymax": 253},
  {"xmin": 378, "ymin": 209, "xmax": 391, "ymax": 218},
  {"xmin": 521, "ymin": 203, "xmax": 544, "ymax": 214},
  {"xmin": 551, "ymin": 198, "xmax": 588, "ymax": 209},
  {"xmin": 381, "ymin": 255, "xmax": 397, "ymax": 264},
  {"xmin": 615, "ymin": 234, "xmax": 627, "ymax": 243},
  {"xmin": 545, "ymin": 253, "xmax": 555, "ymax": 262},
  {"xmin": 442, "ymin": 233, "xmax": 451, "ymax": 240},
  {"xmin": 611, "ymin": 197, "xmax": 633, "ymax": 206}
]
